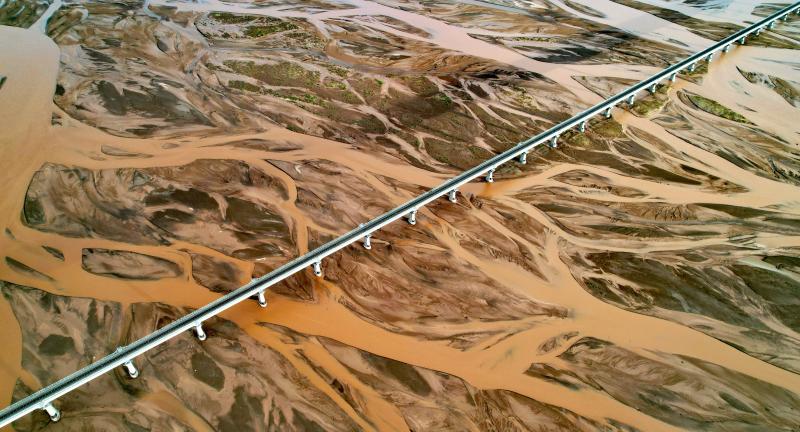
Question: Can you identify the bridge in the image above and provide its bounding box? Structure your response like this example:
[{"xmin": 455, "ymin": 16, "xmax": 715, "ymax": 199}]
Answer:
[{"xmin": 1, "ymin": 2, "xmax": 799, "ymax": 427}]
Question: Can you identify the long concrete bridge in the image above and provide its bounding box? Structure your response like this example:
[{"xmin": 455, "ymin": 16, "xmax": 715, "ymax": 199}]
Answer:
[{"xmin": 1, "ymin": 2, "xmax": 799, "ymax": 427}]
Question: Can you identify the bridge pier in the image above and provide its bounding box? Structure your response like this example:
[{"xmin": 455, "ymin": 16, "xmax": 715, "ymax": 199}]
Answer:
[
  {"xmin": 626, "ymin": 93, "xmax": 635, "ymax": 105},
  {"xmin": 257, "ymin": 290, "xmax": 267, "ymax": 307},
  {"xmin": 362, "ymin": 233, "xmax": 372, "ymax": 250},
  {"xmin": 194, "ymin": 323, "xmax": 207, "ymax": 341},
  {"xmin": 122, "ymin": 360, "xmax": 139, "ymax": 379},
  {"xmin": 723, "ymin": 44, "xmax": 731, "ymax": 53},
  {"xmin": 688, "ymin": 63, "xmax": 696, "ymax": 72},
  {"xmin": 604, "ymin": 106, "xmax": 612, "ymax": 118},
  {"xmin": 448, "ymin": 189, "xmax": 458, "ymax": 203},
  {"xmin": 42, "ymin": 403, "xmax": 60, "ymax": 422},
  {"xmin": 579, "ymin": 121, "xmax": 586, "ymax": 132},
  {"xmin": 518, "ymin": 151, "xmax": 527, "ymax": 164},
  {"xmin": 312, "ymin": 261, "xmax": 322, "ymax": 277},
  {"xmin": 769, "ymin": 21, "xmax": 776, "ymax": 29},
  {"xmin": 739, "ymin": 36, "xmax": 746, "ymax": 44},
  {"xmin": 485, "ymin": 168, "xmax": 495, "ymax": 183},
  {"xmin": 549, "ymin": 135, "xmax": 558, "ymax": 148},
  {"xmin": 649, "ymin": 83, "xmax": 658, "ymax": 93},
  {"xmin": 669, "ymin": 73, "xmax": 677, "ymax": 83},
  {"xmin": 406, "ymin": 209, "xmax": 417, "ymax": 225},
  {"xmin": 706, "ymin": 53, "xmax": 713, "ymax": 62}
]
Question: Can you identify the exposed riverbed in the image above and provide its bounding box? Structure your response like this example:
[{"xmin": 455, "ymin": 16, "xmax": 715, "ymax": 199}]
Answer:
[{"xmin": 1, "ymin": 1, "xmax": 799, "ymax": 431}]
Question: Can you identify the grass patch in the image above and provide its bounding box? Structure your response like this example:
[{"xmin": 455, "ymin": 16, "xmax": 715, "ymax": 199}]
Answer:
[
  {"xmin": 209, "ymin": 12, "xmax": 257, "ymax": 24},
  {"xmin": 326, "ymin": 64, "xmax": 349, "ymax": 78},
  {"xmin": 687, "ymin": 94, "xmax": 751, "ymax": 124},
  {"xmin": 591, "ymin": 119, "xmax": 624, "ymax": 138},
  {"xmin": 243, "ymin": 20, "xmax": 297, "ymax": 38},
  {"xmin": 224, "ymin": 60, "xmax": 319, "ymax": 87},
  {"xmin": 265, "ymin": 89, "xmax": 324, "ymax": 106},
  {"xmin": 228, "ymin": 80, "xmax": 261, "ymax": 92}
]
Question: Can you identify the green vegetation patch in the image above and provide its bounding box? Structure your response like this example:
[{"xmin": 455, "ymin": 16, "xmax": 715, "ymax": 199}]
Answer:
[
  {"xmin": 403, "ymin": 76, "xmax": 439, "ymax": 96},
  {"xmin": 228, "ymin": 80, "xmax": 261, "ymax": 93},
  {"xmin": 326, "ymin": 64, "xmax": 349, "ymax": 78},
  {"xmin": 209, "ymin": 12, "xmax": 257, "ymax": 24},
  {"xmin": 224, "ymin": 60, "xmax": 319, "ymax": 88},
  {"xmin": 265, "ymin": 89, "xmax": 324, "ymax": 106},
  {"xmin": 591, "ymin": 119, "xmax": 624, "ymax": 138},
  {"xmin": 425, "ymin": 138, "xmax": 494, "ymax": 170},
  {"xmin": 0, "ymin": 0, "xmax": 47, "ymax": 28},
  {"xmin": 243, "ymin": 20, "xmax": 297, "ymax": 38},
  {"xmin": 687, "ymin": 94, "xmax": 751, "ymax": 124},
  {"xmin": 356, "ymin": 115, "xmax": 387, "ymax": 134}
]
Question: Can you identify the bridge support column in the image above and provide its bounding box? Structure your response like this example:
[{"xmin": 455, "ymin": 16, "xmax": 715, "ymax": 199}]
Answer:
[
  {"xmin": 723, "ymin": 44, "xmax": 731, "ymax": 53},
  {"xmin": 122, "ymin": 360, "xmax": 139, "ymax": 379},
  {"xmin": 312, "ymin": 261, "xmax": 322, "ymax": 277},
  {"xmin": 706, "ymin": 53, "xmax": 713, "ymax": 62},
  {"xmin": 257, "ymin": 290, "xmax": 267, "ymax": 307},
  {"xmin": 755, "ymin": 28, "xmax": 761, "ymax": 36},
  {"xmin": 688, "ymin": 63, "xmax": 696, "ymax": 72},
  {"xmin": 769, "ymin": 21, "xmax": 776, "ymax": 29},
  {"xmin": 406, "ymin": 209, "xmax": 417, "ymax": 225},
  {"xmin": 485, "ymin": 168, "xmax": 495, "ymax": 183},
  {"xmin": 626, "ymin": 93, "xmax": 635, "ymax": 105},
  {"xmin": 604, "ymin": 106, "xmax": 612, "ymax": 118},
  {"xmin": 518, "ymin": 152, "xmax": 527, "ymax": 164},
  {"xmin": 362, "ymin": 233, "xmax": 372, "ymax": 250},
  {"xmin": 579, "ymin": 121, "xmax": 586, "ymax": 133},
  {"xmin": 549, "ymin": 136, "xmax": 558, "ymax": 148},
  {"xmin": 448, "ymin": 189, "xmax": 458, "ymax": 203},
  {"xmin": 669, "ymin": 73, "xmax": 677, "ymax": 83},
  {"xmin": 649, "ymin": 83, "xmax": 657, "ymax": 93},
  {"xmin": 42, "ymin": 402, "xmax": 60, "ymax": 422},
  {"xmin": 739, "ymin": 36, "xmax": 746, "ymax": 44},
  {"xmin": 194, "ymin": 323, "xmax": 207, "ymax": 341}
]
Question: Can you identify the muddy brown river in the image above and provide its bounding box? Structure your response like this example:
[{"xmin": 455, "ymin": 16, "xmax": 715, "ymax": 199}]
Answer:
[{"xmin": 1, "ymin": 0, "xmax": 799, "ymax": 431}]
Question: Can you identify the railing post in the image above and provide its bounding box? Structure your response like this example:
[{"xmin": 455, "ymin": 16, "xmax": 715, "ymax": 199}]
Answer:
[
  {"xmin": 312, "ymin": 261, "xmax": 322, "ymax": 277},
  {"xmin": 518, "ymin": 151, "xmax": 527, "ymax": 164},
  {"xmin": 42, "ymin": 402, "xmax": 60, "ymax": 422},
  {"xmin": 485, "ymin": 168, "xmax": 495, "ymax": 183},
  {"xmin": 194, "ymin": 322, "xmax": 206, "ymax": 341},
  {"xmin": 257, "ymin": 290, "xmax": 267, "ymax": 307},
  {"xmin": 406, "ymin": 209, "xmax": 417, "ymax": 225},
  {"xmin": 448, "ymin": 189, "xmax": 458, "ymax": 203},
  {"xmin": 579, "ymin": 121, "xmax": 586, "ymax": 133},
  {"xmin": 122, "ymin": 360, "xmax": 139, "ymax": 379}
]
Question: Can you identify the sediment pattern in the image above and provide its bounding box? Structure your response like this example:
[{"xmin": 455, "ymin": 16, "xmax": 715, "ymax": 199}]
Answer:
[{"xmin": 0, "ymin": 1, "xmax": 799, "ymax": 431}]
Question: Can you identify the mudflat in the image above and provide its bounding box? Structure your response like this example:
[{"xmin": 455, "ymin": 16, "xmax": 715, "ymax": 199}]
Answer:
[{"xmin": 1, "ymin": 1, "xmax": 799, "ymax": 431}]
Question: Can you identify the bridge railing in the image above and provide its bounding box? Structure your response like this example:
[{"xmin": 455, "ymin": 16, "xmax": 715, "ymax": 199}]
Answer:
[{"xmin": 1, "ymin": 2, "xmax": 798, "ymax": 427}]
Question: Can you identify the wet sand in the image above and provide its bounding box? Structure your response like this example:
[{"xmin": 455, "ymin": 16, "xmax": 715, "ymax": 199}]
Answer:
[{"xmin": 1, "ymin": 1, "xmax": 800, "ymax": 431}]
